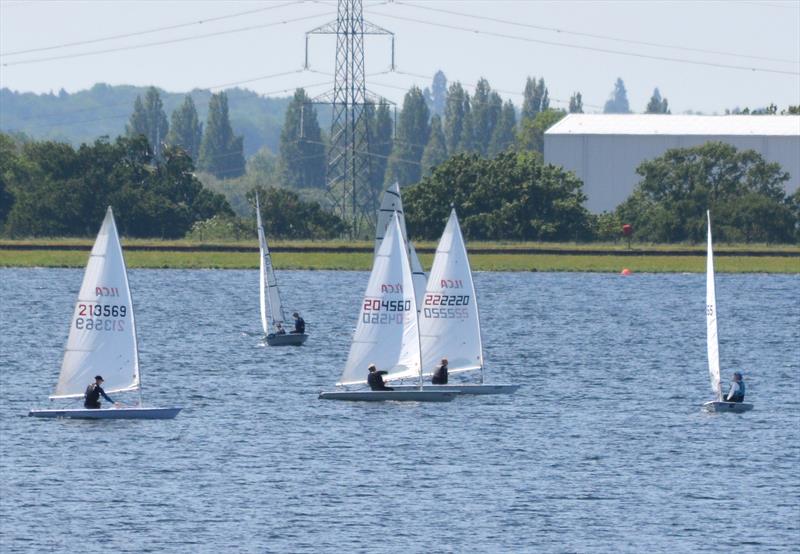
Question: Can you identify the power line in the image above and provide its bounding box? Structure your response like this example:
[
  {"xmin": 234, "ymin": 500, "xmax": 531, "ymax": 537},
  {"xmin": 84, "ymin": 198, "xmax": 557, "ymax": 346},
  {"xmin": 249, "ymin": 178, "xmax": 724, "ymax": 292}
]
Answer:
[
  {"xmin": 2, "ymin": 11, "xmax": 334, "ymax": 67},
  {"xmin": 0, "ymin": 1, "xmax": 305, "ymax": 57},
  {"xmin": 365, "ymin": 9, "xmax": 800, "ymax": 77},
  {"xmin": 392, "ymin": 0, "xmax": 800, "ymax": 66}
]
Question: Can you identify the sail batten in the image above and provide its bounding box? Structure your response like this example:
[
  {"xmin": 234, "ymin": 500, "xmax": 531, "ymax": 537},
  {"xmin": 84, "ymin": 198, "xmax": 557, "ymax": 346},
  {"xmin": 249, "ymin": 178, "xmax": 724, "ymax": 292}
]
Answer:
[
  {"xmin": 256, "ymin": 194, "xmax": 287, "ymax": 334},
  {"xmin": 706, "ymin": 211, "xmax": 722, "ymax": 399}
]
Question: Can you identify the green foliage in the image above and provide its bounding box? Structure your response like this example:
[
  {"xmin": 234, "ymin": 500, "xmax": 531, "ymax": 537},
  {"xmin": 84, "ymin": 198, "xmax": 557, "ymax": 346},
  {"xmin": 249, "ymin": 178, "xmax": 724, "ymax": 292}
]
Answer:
[
  {"xmin": 1, "ymin": 133, "xmax": 232, "ymax": 238},
  {"xmin": 278, "ymin": 88, "xmax": 326, "ymax": 189},
  {"xmin": 185, "ymin": 214, "xmax": 253, "ymax": 241},
  {"xmin": 521, "ymin": 77, "xmax": 549, "ymax": 120},
  {"xmin": 166, "ymin": 95, "xmax": 203, "ymax": 160},
  {"xmin": 421, "ymin": 115, "xmax": 448, "ymax": 176},
  {"xmin": 516, "ymin": 109, "xmax": 566, "ymax": 153},
  {"xmin": 247, "ymin": 186, "xmax": 347, "ymax": 239},
  {"xmin": 488, "ymin": 100, "xmax": 517, "ymax": 156},
  {"xmin": 404, "ymin": 151, "xmax": 592, "ymax": 241},
  {"xmin": 592, "ymin": 211, "xmax": 623, "ymax": 242},
  {"xmin": 423, "ymin": 70, "xmax": 448, "ymax": 117},
  {"xmin": 645, "ymin": 88, "xmax": 670, "ymax": 114},
  {"xmin": 603, "ymin": 78, "xmax": 630, "ymax": 114},
  {"xmin": 467, "ymin": 79, "xmax": 503, "ymax": 156},
  {"xmin": 615, "ymin": 142, "xmax": 795, "ymax": 243},
  {"xmin": 126, "ymin": 87, "xmax": 169, "ymax": 158},
  {"xmin": 568, "ymin": 92, "xmax": 584, "ymax": 114},
  {"xmin": 386, "ymin": 87, "xmax": 430, "ymax": 186},
  {"xmin": 198, "ymin": 92, "xmax": 245, "ymax": 179},
  {"xmin": 443, "ymin": 82, "xmax": 468, "ymax": 155},
  {"xmin": 368, "ymin": 100, "xmax": 393, "ymax": 190}
]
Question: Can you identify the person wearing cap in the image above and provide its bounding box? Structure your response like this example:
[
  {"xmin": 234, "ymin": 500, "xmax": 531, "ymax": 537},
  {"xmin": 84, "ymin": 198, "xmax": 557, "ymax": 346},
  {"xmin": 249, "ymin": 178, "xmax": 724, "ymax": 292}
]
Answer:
[
  {"xmin": 431, "ymin": 358, "xmax": 449, "ymax": 385},
  {"xmin": 84, "ymin": 375, "xmax": 116, "ymax": 409},
  {"xmin": 724, "ymin": 372, "xmax": 746, "ymax": 403},
  {"xmin": 367, "ymin": 364, "xmax": 393, "ymax": 391},
  {"xmin": 291, "ymin": 312, "xmax": 305, "ymax": 334}
]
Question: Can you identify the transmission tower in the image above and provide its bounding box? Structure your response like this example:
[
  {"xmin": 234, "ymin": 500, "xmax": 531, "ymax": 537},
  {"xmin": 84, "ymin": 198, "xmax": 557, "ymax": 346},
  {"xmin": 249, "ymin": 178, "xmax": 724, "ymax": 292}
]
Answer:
[{"xmin": 306, "ymin": 0, "xmax": 394, "ymax": 238}]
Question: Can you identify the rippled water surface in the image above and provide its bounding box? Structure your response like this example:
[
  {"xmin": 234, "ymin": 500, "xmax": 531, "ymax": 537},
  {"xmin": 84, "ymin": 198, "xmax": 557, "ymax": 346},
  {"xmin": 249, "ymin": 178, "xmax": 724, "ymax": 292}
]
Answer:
[{"xmin": 1, "ymin": 268, "xmax": 798, "ymax": 553}]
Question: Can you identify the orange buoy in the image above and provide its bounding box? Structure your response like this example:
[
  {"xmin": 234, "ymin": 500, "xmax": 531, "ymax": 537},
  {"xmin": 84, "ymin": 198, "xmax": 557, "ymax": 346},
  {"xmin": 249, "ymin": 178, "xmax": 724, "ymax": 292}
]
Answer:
[{"xmin": 621, "ymin": 268, "xmax": 632, "ymax": 276}]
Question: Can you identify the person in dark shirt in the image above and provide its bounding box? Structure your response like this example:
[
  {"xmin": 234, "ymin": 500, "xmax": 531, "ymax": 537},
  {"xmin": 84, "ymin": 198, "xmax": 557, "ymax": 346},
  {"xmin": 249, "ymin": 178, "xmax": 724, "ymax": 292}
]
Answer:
[
  {"xmin": 367, "ymin": 364, "xmax": 393, "ymax": 391},
  {"xmin": 431, "ymin": 358, "xmax": 449, "ymax": 385},
  {"xmin": 292, "ymin": 312, "xmax": 306, "ymax": 334},
  {"xmin": 725, "ymin": 371, "xmax": 746, "ymax": 402},
  {"xmin": 84, "ymin": 375, "xmax": 115, "ymax": 409}
]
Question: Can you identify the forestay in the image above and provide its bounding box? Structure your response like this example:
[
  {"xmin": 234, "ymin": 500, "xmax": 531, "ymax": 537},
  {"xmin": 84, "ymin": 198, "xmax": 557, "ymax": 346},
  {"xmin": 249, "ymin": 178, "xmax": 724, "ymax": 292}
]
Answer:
[
  {"xmin": 257, "ymin": 194, "xmax": 286, "ymax": 334},
  {"xmin": 339, "ymin": 213, "xmax": 422, "ymax": 386},
  {"xmin": 52, "ymin": 207, "xmax": 139, "ymax": 399},
  {"xmin": 706, "ymin": 211, "xmax": 722, "ymax": 400},
  {"xmin": 419, "ymin": 209, "xmax": 484, "ymax": 378},
  {"xmin": 375, "ymin": 182, "xmax": 426, "ymax": 310}
]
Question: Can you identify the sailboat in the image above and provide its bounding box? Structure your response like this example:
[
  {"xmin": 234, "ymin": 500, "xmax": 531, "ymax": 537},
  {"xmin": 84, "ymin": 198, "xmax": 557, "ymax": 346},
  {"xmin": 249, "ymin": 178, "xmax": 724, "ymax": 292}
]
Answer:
[
  {"xmin": 29, "ymin": 207, "xmax": 181, "ymax": 419},
  {"xmin": 375, "ymin": 182, "xmax": 427, "ymax": 310},
  {"xmin": 256, "ymin": 194, "xmax": 307, "ymax": 346},
  {"xmin": 393, "ymin": 209, "xmax": 519, "ymax": 395},
  {"xmin": 702, "ymin": 211, "xmax": 753, "ymax": 413},
  {"xmin": 319, "ymin": 212, "xmax": 456, "ymax": 401}
]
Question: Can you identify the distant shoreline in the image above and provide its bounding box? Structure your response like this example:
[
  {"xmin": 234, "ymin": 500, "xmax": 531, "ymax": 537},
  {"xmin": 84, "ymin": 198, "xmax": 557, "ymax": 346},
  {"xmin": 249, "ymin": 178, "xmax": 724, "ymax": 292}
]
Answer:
[{"xmin": 1, "ymin": 239, "xmax": 797, "ymax": 273}]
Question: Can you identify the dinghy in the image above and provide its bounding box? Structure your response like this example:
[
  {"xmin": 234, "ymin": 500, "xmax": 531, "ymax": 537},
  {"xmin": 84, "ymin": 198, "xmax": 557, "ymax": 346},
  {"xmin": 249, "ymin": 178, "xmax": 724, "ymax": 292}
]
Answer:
[
  {"xmin": 375, "ymin": 182, "xmax": 427, "ymax": 310},
  {"xmin": 702, "ymin": 211, "xmax": 753, "ymax": 414},
  {"xmin": 29, "ymin": 207, "xmax": 181, "ymax": 420},
  {"xmin": 393, "ymin": 209, "xmax": 519, "ymax": 395},
  {"xmin": 256, "ymin": 194, "xmax": 307, "ymax": 346},
  {"xmin": 319, "ymin": 213, "xmax": 456, "ymax": 402}
]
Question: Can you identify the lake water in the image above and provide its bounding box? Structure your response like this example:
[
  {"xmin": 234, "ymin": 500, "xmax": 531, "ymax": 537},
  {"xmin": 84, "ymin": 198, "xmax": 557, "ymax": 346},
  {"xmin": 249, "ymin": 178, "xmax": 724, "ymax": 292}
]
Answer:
[{"xmin": 1, "ymin": 268, "xmax": 798, "ymax": 553}]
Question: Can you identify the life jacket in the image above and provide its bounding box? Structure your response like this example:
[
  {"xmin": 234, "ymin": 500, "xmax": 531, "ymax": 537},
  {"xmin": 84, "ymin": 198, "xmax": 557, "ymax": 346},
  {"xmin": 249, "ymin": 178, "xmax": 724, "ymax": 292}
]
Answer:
[
  {"xmin": 84, "ymin": 384, "xmax": 101, "ymax": 406},
  {"xmin": 729, "ymin": 381, "xmax": 745, "ymax": 402}
]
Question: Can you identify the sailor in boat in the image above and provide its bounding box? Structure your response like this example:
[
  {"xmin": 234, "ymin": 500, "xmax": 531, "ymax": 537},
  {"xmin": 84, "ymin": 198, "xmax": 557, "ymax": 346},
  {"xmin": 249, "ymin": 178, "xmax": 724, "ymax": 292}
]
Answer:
[
  {"xmin": 274, "ymin": 322, "xmax": 287, "ymax": 335},
  {"xmin": 291, "ymin": 312, "xmax": 305, "ymax": 334},
  {"xmin": 84, "ymin": 376, "xmax": 116, "ymax": 409},
  {"xmin": 367, "ymin": 364, "xmax": 393, "ymax": 391},
  {"xmin": 724, "ymin": 372, "xmax": 746, "ymax": 403},
  {"xmin": 431, "ymin": 358, "xmax": 449, "ymax": 385}
]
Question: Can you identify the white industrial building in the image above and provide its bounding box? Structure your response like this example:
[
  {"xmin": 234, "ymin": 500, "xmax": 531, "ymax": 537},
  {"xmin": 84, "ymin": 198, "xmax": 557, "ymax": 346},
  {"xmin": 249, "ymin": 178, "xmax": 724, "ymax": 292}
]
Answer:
[{"xmin": 544, "ymin": 114, "xmax": 800, "ymax": 213}]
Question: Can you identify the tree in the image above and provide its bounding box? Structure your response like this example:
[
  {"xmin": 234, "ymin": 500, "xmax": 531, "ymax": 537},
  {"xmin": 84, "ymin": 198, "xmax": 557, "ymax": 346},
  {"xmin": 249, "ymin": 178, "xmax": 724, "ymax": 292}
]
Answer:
[
  {"xmin": 126, "ymin": 86, "xmax": 169, "ymax": 158},
  {"xmin": 423, "ymin": 70, "xmax": 448, "ymax": 117},
  {"xmin": 278, "ymin": 88, "xmax": 326, "ymax": 189},
  {"xmin": 645, "ymin": 88, "xmax": 670, "ymax": 114},
  {"xmin": 421, "ymin": 114, "xmax": 448, "ymax": 176},
  {"xmin": 368, "ymin": 99, "xmax": 393, "ymax": 191},
  {"xmin": 516, "ymin": 109, "xmax": 566, "ymax": 154},
  {"xmin": 469, "ymin": 78, "xmax": 497, "ymax": 156},
  {"xmin": 615, "ymin": 142, "xmax": 795, "ymax": 243},
  {"xmin": 404, "ymin": 151, "xmax": 592, "ymax": 241},
  {"xmin": 488, "ymin": 100, "xmax": 517, "ymax": 156},
  {"xmin": 603, "ymin": 78, "xmax": 631, "ymax": 114},
  {"xmin": 247, "ymin": 186, "xmax": 347, "ymax": 239},
  {"xmin": 385, "ymin": 87, "xmax": 430, "ymax": 186},
  {"xmin": 569, "ymin": 92, "xmax": 584, "ymax": 114},
  {"xmin": 522, "ymin": 77, "xmax": 549, "ymax": 120},
  {"xmin": 166, "ymin": 95, "xmax": 203, "ymax": 160},
  {"xmin": 443, "ymin": 82, "xmax": 468, "ymax": 155},
  {"xmin": 198, "ymin": 92, "xmax": 245, "ymax": 179}
]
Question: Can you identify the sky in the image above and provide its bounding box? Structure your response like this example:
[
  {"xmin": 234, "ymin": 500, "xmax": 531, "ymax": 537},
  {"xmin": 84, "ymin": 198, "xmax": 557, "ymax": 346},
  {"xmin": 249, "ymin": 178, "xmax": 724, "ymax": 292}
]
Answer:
[{"xmin": 1, "ymin": 0, "xmax": 799, "ymax": 115}]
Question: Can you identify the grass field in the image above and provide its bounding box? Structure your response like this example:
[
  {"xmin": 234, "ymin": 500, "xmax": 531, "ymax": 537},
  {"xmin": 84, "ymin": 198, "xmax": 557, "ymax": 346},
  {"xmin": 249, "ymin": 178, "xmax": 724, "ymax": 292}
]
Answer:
[{"xmin": 1, "ymin": 247, "xmax": 797, "ymax": 273}]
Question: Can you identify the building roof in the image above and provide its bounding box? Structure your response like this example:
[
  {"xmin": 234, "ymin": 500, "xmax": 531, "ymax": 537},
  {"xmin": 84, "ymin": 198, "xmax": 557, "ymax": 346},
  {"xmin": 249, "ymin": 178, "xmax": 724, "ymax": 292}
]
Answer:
[{"xmin": 546, "ymin": 114, "xmax": 800, "ymax": 137}]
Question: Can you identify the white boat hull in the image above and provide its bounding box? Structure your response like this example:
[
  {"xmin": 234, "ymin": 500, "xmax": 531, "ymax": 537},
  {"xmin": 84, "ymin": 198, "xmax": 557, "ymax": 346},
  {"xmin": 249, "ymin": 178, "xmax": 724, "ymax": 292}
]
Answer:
[
  {"xmin": 318, "ymin": 390, "xmax": 457, "ymax": 402},
  {"xmin": 266, "ymin": 333, "xmax": 308, "ymax": 346},
  {"xmin": 392, "ymin": 383, "xmax": 520, "ymax": 395},
  {"xmin": 703, "ymin": 401, "xmax": 754, "ymax": 413},
  {"xmin": 28, "ymin": 407, "xmax": 182, "ymax": 419}
]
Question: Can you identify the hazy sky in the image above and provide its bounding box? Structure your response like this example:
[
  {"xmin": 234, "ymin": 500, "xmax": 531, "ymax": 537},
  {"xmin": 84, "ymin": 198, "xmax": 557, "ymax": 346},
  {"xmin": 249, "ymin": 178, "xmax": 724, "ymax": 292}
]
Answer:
[{"xmin": 1, "ymin": 0, "xmax": 798, "ymax": 114}]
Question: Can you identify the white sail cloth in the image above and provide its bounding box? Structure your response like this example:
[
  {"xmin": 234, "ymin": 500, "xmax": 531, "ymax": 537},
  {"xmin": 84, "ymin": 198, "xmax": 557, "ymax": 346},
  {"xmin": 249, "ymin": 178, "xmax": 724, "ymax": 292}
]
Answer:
[
  {"xmin": 706, "ymin": 211, "xmax": 721, "ymax": 399},
  {"xmin": 375, "ymin": 182, "xmax": 426, "ymax": 310},
  {"xmin": 257, "ymin": 194, "xmax": 286, "ymax": 334},
  {"xmin": 419, "ymin": 209, "xmax": 484, "ymax": 377},
  {"xmin": 339, "ymin": 212, "xmax": 422, "ymax": 386},
  {"xmin": 53, "ymin": 207, "xmax": 140, "ymax": 399}
]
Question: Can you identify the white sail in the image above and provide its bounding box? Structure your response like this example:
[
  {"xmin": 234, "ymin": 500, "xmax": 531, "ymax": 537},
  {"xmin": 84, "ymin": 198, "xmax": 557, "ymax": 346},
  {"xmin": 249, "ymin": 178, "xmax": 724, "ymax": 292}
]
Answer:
[
  {"xmin": 706, "ymin": 210, "xmax": 722, "ymax": 399},
  {"xmin": 256, "ymin": 194, "xmax": 286, "ymax": 334},
  {"xmin": 339, "ymin": 213, "xmax": 421, "ymax": 386},
  {"xmin": 419, "ymin": 209, "xmax": 484, "ymax": 378},
  {"xmin": 375, "ymin": 182, "xmax": 426, "ymax": 309},
  {"xmin": 52, "ymin": 207, "xmax": 139, "ymax": 399}
]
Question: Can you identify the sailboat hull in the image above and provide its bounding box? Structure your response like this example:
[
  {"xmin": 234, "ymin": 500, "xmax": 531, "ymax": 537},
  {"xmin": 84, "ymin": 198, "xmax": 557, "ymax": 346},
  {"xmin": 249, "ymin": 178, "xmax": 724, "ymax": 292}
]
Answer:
[
  {"xmin": 702, "ymin": 401, "xmax": 754, "ymax": 413},
  {"xmin": 318, "ymin": 390, "xmax": 457, "ymax": 402},
  {"xmin": 266, "ymin": 333, "xmax": 308, "ymax": 346},
  {"xmin": 28, "ymin": 407, "xmax": 182, "ymax": 419},
  {"xmin": 391, "ymin": 384, "xmax": 520, "ymax": 395}
]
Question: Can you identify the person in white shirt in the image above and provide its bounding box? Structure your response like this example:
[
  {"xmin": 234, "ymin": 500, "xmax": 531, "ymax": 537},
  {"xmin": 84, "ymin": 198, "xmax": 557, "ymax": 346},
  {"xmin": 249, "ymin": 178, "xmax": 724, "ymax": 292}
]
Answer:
[{"xmin": 725, "ymin": 371, "xmax": 745, "ymax": 403}]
